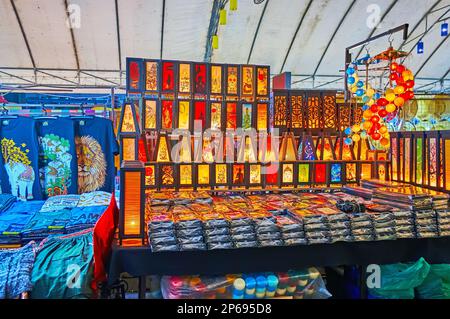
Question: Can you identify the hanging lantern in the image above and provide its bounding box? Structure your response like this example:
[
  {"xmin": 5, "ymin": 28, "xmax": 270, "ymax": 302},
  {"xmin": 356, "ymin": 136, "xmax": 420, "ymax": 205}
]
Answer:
[
  {"xmin": 441, "ymin": 22, "xmax": 448, "ymax": 37},
  {"xmin": 220, "ymin": 9, "xmax": 227, "ymax": 25},
  {"xmin": 417, "ymin": 40, "xmax": 424, "ymax": 54},
  {"xmin": 230, "ymin": 0, "xmax": 238, "ymax": 11},
  {"xmin": 212, "ymin": 35, "xmax": 219, "ymax": 49}
]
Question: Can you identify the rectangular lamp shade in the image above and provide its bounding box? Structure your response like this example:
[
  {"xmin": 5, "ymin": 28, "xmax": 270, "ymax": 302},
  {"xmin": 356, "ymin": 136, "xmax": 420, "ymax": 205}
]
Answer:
[{"xmin": 120, "ymin": 161, "xmax": 145, "ymax": 243}]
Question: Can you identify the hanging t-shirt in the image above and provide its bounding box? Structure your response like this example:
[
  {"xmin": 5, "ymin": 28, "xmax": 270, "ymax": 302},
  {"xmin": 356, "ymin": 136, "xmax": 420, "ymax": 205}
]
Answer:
[
  {"xmin": 37, "ymin": 118, "xmax": 78, "ymax": 197},
  {"xmin": 0, "ymin": 116, "xmax": 43, "ymax": 200},
  {"xmin": 74, "ymin": 117, "xmax": 119, "ymax": 194}
]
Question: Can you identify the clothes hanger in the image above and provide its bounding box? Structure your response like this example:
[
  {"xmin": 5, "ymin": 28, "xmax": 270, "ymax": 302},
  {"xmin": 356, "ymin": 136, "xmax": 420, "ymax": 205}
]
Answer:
[
  {"xmin": 0, "ymin": 103, "xmax": 18, "ymax": 120},
  {"xmin": 34, "ymin": 103, "xmax": 58, "ymax": 120},
  {"xmin": 70, "ymin": 103, "xmax": 94, "ymax": 120}
]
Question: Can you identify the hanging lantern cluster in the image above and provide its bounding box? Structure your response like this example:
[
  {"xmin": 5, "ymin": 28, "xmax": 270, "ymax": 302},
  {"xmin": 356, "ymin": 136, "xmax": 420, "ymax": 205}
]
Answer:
[{"xmin": 344, "ymin": 57, "xmax": 415, "ymax": 149}]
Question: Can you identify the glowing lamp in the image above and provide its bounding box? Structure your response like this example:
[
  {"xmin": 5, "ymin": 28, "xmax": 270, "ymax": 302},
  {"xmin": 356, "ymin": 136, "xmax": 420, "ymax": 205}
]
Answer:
[
  {"xmin": 220, "ymin": 9, "xmax": 227, "ymax": 25},
  {"xmin": 442, "ymin": 23, "xmax": 448, "ymax": 37},
  {"xmin": 212, "ymin": 35, "xmax": 219, "ymax": 49},
  {"xmin": 230, "ymin": 0, "xmax": 238, "ymax": 11},
  {"xmin": 119, "ymin": 161, "xmax": 145, "ymax": 245},
  {"xmin": 417, "ymin": 40, "xmax": 424, "ymax": 54}
]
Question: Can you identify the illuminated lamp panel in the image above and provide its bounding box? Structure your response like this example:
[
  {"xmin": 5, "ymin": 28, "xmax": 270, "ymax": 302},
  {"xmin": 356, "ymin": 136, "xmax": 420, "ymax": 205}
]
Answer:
[
  {"xmin": 144, "ymin": 100, "xmax": 157, "ymax": 129},
  {"xmin": 361, "ymin": 164, "xmax": 372, "ymax": 180},
  {"xmin": 215, "ymin": 164, "xmax": 228, "ymax": 184},
  {"xmin": 315, "ymin": 164, "xmax": 326, "ymax": 184},
  {"xmin": 391, "ymin": 138, "xmax": 398, "ymax": 180},
  {"xmin": 178, "ymin": 101, "xmax": 190, "ymax": 130},
  {"xmin": 346, "ymin": 163, "xmax": 357, "ymax": 182},
  {"xmin": 331, "ymin": 164, "xmax": 342, "ymax": 183},
  {"xmin": 179, "ymin": 165, "xmax": 193, "ymax": 186},
  {"xmin": 145, "ymin": 61, "xmax": 158, "ymax": 92},
  {"xmin": 430, "ymin": 138, "xmax": 437, "ymax": 187},
  {"xmin": 123, "ymin": 171, "xmax": 142, "ymax": 236},
  {"xmin": 298, "ymin": 164, "xmax": 310, "ymax": 183},
  {"xmin": 416, "ymin": 138, "xmax": 423, "ymax": 184}
]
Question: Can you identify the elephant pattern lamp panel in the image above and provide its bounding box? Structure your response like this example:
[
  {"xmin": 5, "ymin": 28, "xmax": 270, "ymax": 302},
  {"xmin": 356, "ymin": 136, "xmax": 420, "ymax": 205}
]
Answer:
[
  {"xmin": 145, "ymin": 61, "xmax": 159, "ymax": 92},
  {"xmin": 241, "ymin": 66, "xmax": 254, "ymax": 98},
  {"xmin": 210, "ymin": 103, "xmax": 222, "ymax": 130},
  {"xmin": 144, "ymin": 100, "xmax": 157, "ymax": 130},
  {"xmin": 210, "ymin": 65, "xmax": 223, "ymax": 95},
  {"xmin": 161, "ymin": 100, "xmax": 174, "ymax": 130},
  {"xmin": 162, "ymin": 61, "xmax": 175, "ymax": 92},
  {"xmin": 256, "ymin": 67, "xmax": 268, "ymax": 97},
  {"xmin": 194, "ymin": 63, "xmax": 207, "ymax": 94},
  {"xmin": 178, "ymin": 63, "xmax": 191, "ymax": 94},
  {"xmin": 226, "ymin": 66, "xmax": 239, "ymax": 96}
]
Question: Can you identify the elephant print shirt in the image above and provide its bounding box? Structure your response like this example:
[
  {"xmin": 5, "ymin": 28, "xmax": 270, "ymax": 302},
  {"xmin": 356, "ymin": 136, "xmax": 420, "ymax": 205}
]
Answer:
[
  {"xmin": 37, "ymin": 119, "xmax": 78, "ymax": 198},
  {"xmin": 0, "ymin": 116, "xmax": 43, "ymax": 200},
  {"xmin": 74, "ymin": 117, "xmax": 119, "ymax": 194}
]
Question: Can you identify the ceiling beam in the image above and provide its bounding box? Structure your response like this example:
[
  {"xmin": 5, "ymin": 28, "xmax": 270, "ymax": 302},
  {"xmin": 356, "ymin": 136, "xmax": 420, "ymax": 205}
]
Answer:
[
  {"xmin": 354, "ymin": 0, "xmax": 399, "ymax": 60},
  {"xmin": 36, "ymin": 70, "xmax": 79, "ymax": 85},
  {"xmin": 10, "ymin": 0, "xmax": 36, "ymax": 70},
  {"xmin": 114, "ymin": 0, "xmax": 122, "ymax": 74},
  {"xmin": 247, "ymin": 0, "xmax": 270, "ymax": 64},
  {"xmin": 160, "ymin": 0, "xmax": 166, "ymax": 59},
  {"xmin": 0, "ymin": 70, "xmax": 35, "ymax": 84},
  {"xmin": 79, "ymin": 71, "xmax": 120, "ymax": 86},
  {"xmin": 311, "ymin": 0, "xmax": 356, "ymax": 78},
  {"xmin": 64, "ymin": 0, "xmax": 81, "ymax": 77},
  {"xmin": 279, "ymin": 0, "xmax": 313, "ymax": 73},
  {"xmin": 415, "ymin": 35, "xmax": 449, "ymax": 76}
]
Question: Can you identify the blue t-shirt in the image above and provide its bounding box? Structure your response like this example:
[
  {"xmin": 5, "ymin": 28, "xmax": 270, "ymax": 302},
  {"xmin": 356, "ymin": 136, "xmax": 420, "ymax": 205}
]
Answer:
[
  {"xmin": 0, "ymin": 116, "xmax": 43, "ymax": 200},
  {"xmin": 37, "ymin": 118, "xmax": 78, "ymax": 197},
  {"xmin": 73, "ymin": 117, "xmax": 119, "ymax": 193}
]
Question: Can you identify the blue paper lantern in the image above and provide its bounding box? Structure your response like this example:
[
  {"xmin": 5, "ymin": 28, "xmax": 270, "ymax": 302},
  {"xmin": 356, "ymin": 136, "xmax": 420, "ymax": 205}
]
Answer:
[
  {"xmin": 356, "ymin": 80, "xmax": 364, "ymax": 88},
  {"xmin": 347, "ymin": 76, "xmax": 355, "ymax": 85},
  {"xmin": 360, "ymin": 132, "xmax": 367, "ymax": 139},
  {"xmin": 442, "ymin": 23, "xmax": 448, "ymax": 37},
  {"xmin": 417, "ymin": 40, "xmax": 424, "ymax": 54},
  {"xmin": 344, "ymin": 127, "xmax": 351, "ymax": 135},
  {"xmin": 345, "ymin": 138, "xmax": 353, "ymax": 145},
  {"xmin": 356, "ymin": 89, "xmax": 364, "ymax": 96},
  {"xmin": 362, "ymin": 104, "xmax": 369, "ymax": 111},
  {"xmin": 362, "ymin": 96, "xmax": 370, "ymax": 103},
  {"xmin": 374, "ymin": 93, "xmax": 381, "ymax": 100},
  {"xmin": 346, "ymin": 67, "xmax": 355, "ymax": 75}
]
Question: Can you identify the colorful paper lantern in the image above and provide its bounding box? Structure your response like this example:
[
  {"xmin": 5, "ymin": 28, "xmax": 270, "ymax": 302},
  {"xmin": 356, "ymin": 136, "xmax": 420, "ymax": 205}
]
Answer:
[
  {"xmin": 212, "ymin": 35, "xmax": 219, "ymax": 49},
  {"xmin": 220, "ymin": 9, "xmax": 227, "ymax": 25},
  {"xmin": 230, "ymin": 0, "xmax": 238, "ymax": 11},
  {"xmin": 394, "ymin": 96, "xmax": 405, "ymax": 107},
  {"xmin": 386, "ymin": 103, "xmax": 396, "ymax": 113}
]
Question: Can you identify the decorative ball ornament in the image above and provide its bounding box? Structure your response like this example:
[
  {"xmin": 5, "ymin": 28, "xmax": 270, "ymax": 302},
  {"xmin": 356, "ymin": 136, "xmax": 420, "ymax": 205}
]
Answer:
[
  {"xmin": 386, "ymin": 103, "xmax": 396, "ymax": 113},
  {"xmin": 394, "ymin": 96, "xmax": 405, "ymax": 107}
]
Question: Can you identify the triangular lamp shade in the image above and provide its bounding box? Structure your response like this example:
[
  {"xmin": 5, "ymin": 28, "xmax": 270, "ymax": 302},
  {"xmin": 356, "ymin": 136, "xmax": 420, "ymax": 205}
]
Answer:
[
  {"xmin": 119, "ymin": 103, "xmax": 140, "ymax": 134},
  {"xmin": 237, "ymin": 136, "xmax": 257, "ymax": 162},
  {"xmin": 156, "ymin": 133, "xmax": 171, "ymax": 162},
  {"xmin": 280, "ymin": 133, "xmax": 297, "ymax": 161}
]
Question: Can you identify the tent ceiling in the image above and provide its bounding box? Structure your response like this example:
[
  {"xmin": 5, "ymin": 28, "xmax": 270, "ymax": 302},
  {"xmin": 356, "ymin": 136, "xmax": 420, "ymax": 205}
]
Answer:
[{"xmin": 0, "ymin": 0, "xmax": 449, "ymax": 93}]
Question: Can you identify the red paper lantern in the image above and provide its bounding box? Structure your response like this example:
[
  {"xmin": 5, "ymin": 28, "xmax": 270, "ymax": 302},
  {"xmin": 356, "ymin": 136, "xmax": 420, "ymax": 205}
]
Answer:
[
  {"xmin": 405, "ymin": 80, "xmax": 415, "ymax": 88},
  {"xmin": 372, "ymin": 132, "xmax": 381, "ymax": 140},
  {"xmin": 396, "ymin": 65, "xmax": 405, "ymax": 73},
  {"xmin": 377, "ymin": 98, "xmax": 388, "ymax": 106},
  {"xmin": 370, "ymin": 115, "xmax": 380, "ymax": 123},
  {"xmin": 405, "ymin": 90, "xmax": 415, "ymax": 100},
  {"xmin": 370, "ymin": 105, "xmax": 379, "ymax": 113},
  {"xmin": 378, "ymin": 109, "xmax": 388, "ymax": 118},
  {"xmin": 390, "ymin": 73, "xmax": 398, "ymax": 81},
  {"xmin": 390, "ymin": 62, "xmax": 398, "ymax": 71}
]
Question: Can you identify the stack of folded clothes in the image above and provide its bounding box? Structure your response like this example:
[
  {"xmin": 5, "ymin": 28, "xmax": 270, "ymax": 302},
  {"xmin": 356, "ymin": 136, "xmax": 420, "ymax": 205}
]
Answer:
[
  {"xmin": 147, "ymin": 212, "xmax": 178, "ymax": 252},
  {"xmin": 21, "ymin": 209, "xmax": 71, "ymax": 243},
  {"xmin": 436, "ymin": 209, "xmax": 450, "ymax": 237},
  {"xmin": 360, "ymin": 179, "xmax": 406, "ymax": 190},
  {"xmin": 392, "ymin": 210, "xmax": 416, "ymax": 239},
  {"xmin": 300, "ymin": 210, "xmax": 331, "ymax": 245},
  {"xmin": 275, "ymin": 212, "xmax": 307, "ymax": 246},
  {"xmin": 0, "ymin": 194, "xmax": 17, "ymax": 213},
  {"xmin": 350, "ymin": 213, "xmax": 374, "ymax": 241},
  {"xmin": 252, "ymin": 211, "xmax": 283, "ymax": 247},
  {"xmin": 203, "ymin": 212, "xmax": 233, "ymax": 250},
  {"xmin": 328, "ymin": 212, "xmax": 353, "ymax": 243},
  {"xmin": 342, "ymin": 185, "xmax": 373, "ymax": 200},
  {"xmin": 65, "ymin": 205, "xmax": 108, "ymax": 233},
  {"xmin": 174, "ymin": 209, "xmax": 206, "ymax": 251},
  {"xmin": 425, "ymin": 189, "xmax": 450, "ymax": 210},
  {"xmin": 414, "ymin": 210, "xmax": 439, "ymax": 238},
  {"xmin": 369, "ymin": 212, "xmax": 396, "ymax": 241},
  {"xmin": 226, "ymin": 211, "xmax": 257, "ymax": 248},
  {"xmin": 372, "ymin": 187, "xmax": 433, "ymax": 211}
]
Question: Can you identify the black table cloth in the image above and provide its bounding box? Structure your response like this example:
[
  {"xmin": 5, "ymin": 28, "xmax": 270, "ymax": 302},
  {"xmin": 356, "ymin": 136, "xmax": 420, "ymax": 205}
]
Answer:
[{"xmin": 108, "ymin": 237, "xmax": 450, "ymax": 284}]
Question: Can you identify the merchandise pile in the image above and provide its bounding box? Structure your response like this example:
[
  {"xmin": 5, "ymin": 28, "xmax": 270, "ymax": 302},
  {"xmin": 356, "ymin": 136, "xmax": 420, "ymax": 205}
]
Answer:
[
  {"xmin": 160, "ymin": 268, "xmax": 331, "ymax": 299},
  {"xmin": 0, "ymin": 192, "xmax": 111, "ymax": 247}
]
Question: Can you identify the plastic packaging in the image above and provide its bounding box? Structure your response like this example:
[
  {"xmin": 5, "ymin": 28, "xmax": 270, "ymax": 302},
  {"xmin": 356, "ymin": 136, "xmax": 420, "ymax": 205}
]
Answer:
[
  {"xmin": 304, "ymin": 224, "xmax": 329, "ymax": 232},
  {"xmin": 257, "ymin": 232, "xmax": 282, "ymax": 241},
  {"xmin": 204, "ymin": 227, "xmax": 230, "ymax": 237},
  {"xmin": 177, "ymin": 236, "xmax": 204, "ymax": 245},
  {"xmin": 234, "ymin": 240, "xmax": 258, "ymax": 248},
  {"xmin": 150, "ymin": 244, "xmax": 179, "ymax": 252},
  {"xmin": 416, "ymin": 232, "xmax": 438, "ymax": 238},
  {"xmin": 149, "ymin": 236, "xmax": 177, "ymax": 246},
  {"xmin": 368, "ymin": 258, "xmax": 430, "ymax": 299},
  {"xmin": 353, "ymin": 234, "xmax": 374, "ymax": 241},
  {"xmin": 231, "ymin": 225, "xmax": 255, "ymax": 235},
  {"xmin": 307, "ymin": 237, "xmax": 331, "ymax": 244},
  {"xmin": 416, "ymin": 264, "xmax": 450, "ymax": 299},
  {"xmin": 329, "ymin": 222, "xmax": 351, "ymax": 230},
  {"xmin": 258, "ymin": 239, "xmax": 284, "ymax": 247},
  {"xmin": 330, "ymin": 235, "xmax": 354, "ymax": 243},
  {"xmin": 179, "ymin": 243, "xmax": 207, "ymax": 251},
  {"xmin": 330, "ymin": 229, "xmax": 351, "ymax": 237},
  {"xmin": 231, "ymin": 233, "xmax": 257, "ymax": 241},
  {"xmin": 148, "ymin": 228, "xmax": 176, "ymax": 238},
  {"xmin": 176, "ymin": 228, "xmax": 203, "ymax": 238},
  {"xmin": 205, "ymin": 235, "xmax": 232, "ymax": 243},
  {"xmin": 207, "ymin": 242, "xmax": 234, "ymax": 250},
  {"xmin": 284, "ymin": 238, "xmax": 308, "ymax": 245},
  {"xmin": 282, "ymin": 231, "xmax": 305, "ymax": 240},
  {"xmin": 352, "ymin": 228, "xmax": 374, "ymax": 236},
  {"xmin": 255, "ymin": 225, "xmax": 280, "ymax": 233},
  {"xmin": 351, "ymin": 221, "xmax": 373, "ymax": 228},
  {"xmin": 161, "ymin": 268, "xmax": 331, "ymax": 299}
]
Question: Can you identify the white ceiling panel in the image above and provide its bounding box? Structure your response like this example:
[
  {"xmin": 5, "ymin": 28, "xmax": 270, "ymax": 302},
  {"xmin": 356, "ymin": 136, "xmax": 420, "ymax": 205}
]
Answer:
[
  {"xmin": 14, "ymin": 0, "xmax": 76, "ymax": 69},
  {"xmin": 0, "ymin": 0, "xmax": 33, "ymax": 68},
  {"xmin": 68, "ymin": 0, "xmax": 119, "ymax": 70},
  {"xmin": 249, "ymin": 0, "xmax": 311, "ymax": 72},
  {"xmin": 211, "ymin": 0, "xmax": 264, "ymax": 64},
  {"xmin": 118, "ymin": 0, "xmax": 162, "ymax": 64},
  {"xmin": 163, "ymin": 0, "xmax": 213, "ymax": 61},
  {"xmin": 283, "ymin": 0, "xmax": 354, "ymax": 75}
]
